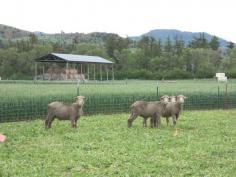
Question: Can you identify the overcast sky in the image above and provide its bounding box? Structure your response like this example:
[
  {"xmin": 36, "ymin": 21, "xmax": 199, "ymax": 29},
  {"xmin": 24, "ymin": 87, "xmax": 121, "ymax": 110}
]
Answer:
[{"xmin": 1, "ymin": 0, "xmax": 236, "ymax": 42}]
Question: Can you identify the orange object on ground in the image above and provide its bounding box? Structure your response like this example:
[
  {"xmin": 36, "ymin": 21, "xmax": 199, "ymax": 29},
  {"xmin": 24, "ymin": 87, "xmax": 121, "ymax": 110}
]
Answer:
[
  {"xmin": 0, "ymin": 134, "xmax": 7, "ymax": 142},
  {"xmin": 173, "ymin": 128, "xmax": 178, "ymax": 137}
]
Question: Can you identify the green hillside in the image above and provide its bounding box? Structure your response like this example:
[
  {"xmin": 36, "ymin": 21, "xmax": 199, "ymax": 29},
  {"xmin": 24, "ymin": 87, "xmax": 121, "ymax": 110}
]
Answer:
[{"xmin": 0, "ymin": 24, "xmax": 30, "ymax": 39}]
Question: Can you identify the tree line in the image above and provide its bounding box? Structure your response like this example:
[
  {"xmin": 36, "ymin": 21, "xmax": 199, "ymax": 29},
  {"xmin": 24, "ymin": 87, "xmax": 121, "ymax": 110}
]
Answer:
[{"xmin": 0, "ymin": 33, "xmax": 235, "ymax": 80}]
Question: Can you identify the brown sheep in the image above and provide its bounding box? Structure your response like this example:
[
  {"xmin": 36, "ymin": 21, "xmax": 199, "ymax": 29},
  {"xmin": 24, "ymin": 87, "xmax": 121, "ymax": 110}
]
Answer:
[
  {"xmin": 142, "ymin": 95, "xmax": 187, "ymax": 127},
  {"xmin": 162, "ymin": 95, "xmax": 187, "ymax": 127},
  {"xmin": 127, "ymin": 100, "xmax": 167, "ymax": 128},
  {"xmin": 163, "ymin": 95, "xmax": 177, "ymax": 126},
  {"xmin": 142, "ymin": 95, "xmax": 169, "ymax": 127},
  {"xmin": 45, "ymin": 96, "xmax": 86, "ymax": 129}
]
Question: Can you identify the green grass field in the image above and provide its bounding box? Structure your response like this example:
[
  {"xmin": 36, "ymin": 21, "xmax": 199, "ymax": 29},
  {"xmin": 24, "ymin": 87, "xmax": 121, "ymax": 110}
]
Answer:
[
  {"xmin": 0, "ymin": 79, "xmax": 235, "ymax": 100},
  {"xmin": 1, "ymin": 109, "xmax": 235, "ymax": 177}
]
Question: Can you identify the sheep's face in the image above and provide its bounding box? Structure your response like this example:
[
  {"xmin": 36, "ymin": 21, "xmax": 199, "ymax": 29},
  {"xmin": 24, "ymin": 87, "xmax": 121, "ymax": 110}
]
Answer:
[
  {"xmin": 176, "ymin": 95, "xmax": 187, "ymax": 103},
  {"xmin": 169, "ymin": 96, "xmax": 177, "ymax": 103},
  {"xmin": 160, "ymin": 95, "xmax": 169, "ymax": 103},
  {"xmin": 76, "ymin": 96, "xmax": 86, "ymax": 106}
]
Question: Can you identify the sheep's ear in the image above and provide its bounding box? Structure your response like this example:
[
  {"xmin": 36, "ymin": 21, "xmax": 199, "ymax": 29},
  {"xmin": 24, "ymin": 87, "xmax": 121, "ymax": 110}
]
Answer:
[
  {"xmin": 81, "ymin": 96, "xmax": 86, "ymax": 100},
  {"xmin": 184, "ymin": 96, "xmax": 187, "ymax": 99}
]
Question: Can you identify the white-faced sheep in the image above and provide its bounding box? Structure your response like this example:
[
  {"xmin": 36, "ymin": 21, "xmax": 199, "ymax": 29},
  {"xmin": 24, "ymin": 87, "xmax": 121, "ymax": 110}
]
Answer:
[
  {"xmin": 161, "ymin": 95, "xmax": 177, "ymax": 126},
  {"xmin": 45, "ymin": 96, "xmax": 86, "ymax": 129},
  {"xmin": 127, "ymin": 100, "xmax": 168, "ymax": 128},
  {"xmin": 142, "ymin": 95, "xmax": 169, "ymax": 127},
  {"xmin": 141, "ymin": 95, "xmax": 187, "ymax": 127},
  {"xmin": 162, "ymin": 95, "xmax": 187, "ymax": 127}
]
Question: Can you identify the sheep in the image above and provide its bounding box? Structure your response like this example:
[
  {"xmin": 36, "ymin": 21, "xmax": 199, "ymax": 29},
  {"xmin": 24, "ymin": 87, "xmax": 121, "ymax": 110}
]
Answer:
[
  {"xmin": 142, "ymin": 95, "xmax": 169, "ymax": 127},
  {"xmin": 133, "ymin": 95, "xmax": 187, "ymax": 128},
  {"xmin": 45, "ymin": 96, "xmax": 86, "ymax": 129},
  {"xmin": 161, "ymin": 95, "xmax": 187, "ymax": 136},
  {"xmin": 127, "ymin": 100, "xmax": 168, "ymax": 128},
  {"xmin": 162, "ymin": 95, "xmax": 177, "ymax": 126},
  {"xmin": 169, "ymin": 95, "xmax": 177, "ymax": 103},
  {"xmin": 162, "ymin": 95, "xmax": 187, "ymax": 127}
]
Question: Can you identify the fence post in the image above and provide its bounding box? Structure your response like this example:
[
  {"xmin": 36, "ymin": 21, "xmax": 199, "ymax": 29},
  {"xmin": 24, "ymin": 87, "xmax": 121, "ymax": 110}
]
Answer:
[
  {"xmin": 224, "ymin": 82, "xmax": 228, "ymax": 109},
  {"xmin": 77, "ymin": 80, "xmax": 80, "ymax": 96},
  {"xmin": 217, "ymin": 83, "xmax": 220, "ymax": 109},
  {"xmin": 156, "ymin": 81, "xmax": 159, "ymax": 97}
]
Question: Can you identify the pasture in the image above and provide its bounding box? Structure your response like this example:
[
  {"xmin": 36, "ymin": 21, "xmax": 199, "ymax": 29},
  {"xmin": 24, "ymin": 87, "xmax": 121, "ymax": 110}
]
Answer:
[
  {"xmin": 0, "ymin": 110, "xmax": 236, "ymax": 176},
  {"xmin": 0, "ymin": 79, "xmax": 235, "ymax": 99}
]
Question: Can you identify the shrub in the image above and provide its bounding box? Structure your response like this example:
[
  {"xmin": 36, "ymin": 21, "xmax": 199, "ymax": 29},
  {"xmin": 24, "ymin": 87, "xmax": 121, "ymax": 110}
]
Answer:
[
  {"xmin": 226, "ymin": 69, "xmax": 236, "ymax": 78},
  {"xmin": 116, "ymin": 69, "xmax": 156, "ymax": 80},
  {"xmin": 163, "ymin": 69, "xmax": 193, "ymax": 80}
]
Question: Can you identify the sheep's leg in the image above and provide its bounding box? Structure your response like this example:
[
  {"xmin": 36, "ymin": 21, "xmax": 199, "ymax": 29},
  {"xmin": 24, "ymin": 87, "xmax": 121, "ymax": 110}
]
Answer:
[
  {"xmin": 151, "ymin": 114, "xmax": 159, "ymax": 128},
  {"xmin": 150, "ymin": 117, "xmax": 154, "ymax": 128},
  {"xmin": 74, "ymin": 116, "xmax": 80, "ymax": 128},
  {"xmin": 172, "ymin": 115, "xmax": 177, "ymax": 127},
  {"xmin": 45, "ymin": 119, "xmax": 50, "ymax": 129},
  {"xmin": 128, "ymin": 112, "xmax": 138, "ymax": 128},
  {"xmin": 156, "ymin": 115, "xmax": 161, "ymax": 128},
  {"xmin": 71, "ymin": 116, "xmax": 78, "ymax": 128},
  {"xmin": 45, "ymin": 113, "xmax": 51, "ymax": 128},
  {"xmin": 176, "ymin": 113, "xmax": 179, "ymax": 120},
  {"xmin": 45, "ymin": 113, "xmax": 54, "ymax": 129},
  {"xmin": 47, "ymin": 117, "xmax": 55, "ymax": 129},
  {"xmin": 172, "ymin": 115, "xmax": 178, "ymax": 136},
  {"xmin": 166, "ymin": 117, "xmax": 169, "ymax": 126},
  {"xmin": 143, "ymin": 117, "xmax": 147, "ymax": 127}
]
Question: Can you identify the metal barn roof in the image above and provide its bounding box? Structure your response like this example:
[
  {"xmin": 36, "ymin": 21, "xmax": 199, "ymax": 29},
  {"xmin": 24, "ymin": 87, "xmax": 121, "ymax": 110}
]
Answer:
[{"xmin": 35, "ymin": 53, "xmax": 114, "ymax": 64}]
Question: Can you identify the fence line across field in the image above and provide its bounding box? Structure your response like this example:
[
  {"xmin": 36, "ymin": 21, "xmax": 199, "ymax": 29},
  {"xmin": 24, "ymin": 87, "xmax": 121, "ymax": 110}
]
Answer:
[{"xmin": 0, "ymin": 80, "xmax": 235, "ymax": 123}]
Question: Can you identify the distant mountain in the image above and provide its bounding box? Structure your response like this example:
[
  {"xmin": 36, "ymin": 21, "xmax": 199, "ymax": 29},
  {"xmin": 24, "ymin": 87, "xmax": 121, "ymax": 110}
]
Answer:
[
  {"xmin": 131, "ymin": 29, "xmax": 230, "ymax": 47},
  {"xmin": 0, "ymin": 24, "xmax": 31, "ymax": 39},
  {"xmin": 0, "ymin": 24, "xmax": 119, "ymax": 44},
  {"xmin": 0, "ymin": 24, "xmax": 233, "ymax": 47},
  {"xmin": 33, "ymin": 31, "xmax": 47, "ymax": 36}
]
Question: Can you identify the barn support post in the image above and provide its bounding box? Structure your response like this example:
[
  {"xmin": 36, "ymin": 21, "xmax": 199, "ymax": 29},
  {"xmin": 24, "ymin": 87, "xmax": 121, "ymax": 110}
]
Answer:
[
  {"xmin": 66, "ymin": 62, "xmax": 69, "ymax": 80},
  {"xmin": 100, "ymin": 64, "xmax": 102, "ymax": 81},
  {"xmin": 87, "ymin": 64, "xmax": 90, "ymax": 80},
  {"xmin": 106, "ymin": 65, "xmax": 108, "ymax": 81},
  {"xmin": 94, "ymin": 64, "xmax": 96, "ymax": 80},
  {"xmin": 80, "ymin": 63, "xmax": 83, "ymax": 74},
  {"xmin": 34, "ymin": 62, "xmax": 37, "ymax": 81},
  {"xmin": 42, "ymin": 65, "xmax": 45, "ymax": 80},
  {"xmin": 112, "ymin": 64, "xmax": 114, "ymax": 81}
]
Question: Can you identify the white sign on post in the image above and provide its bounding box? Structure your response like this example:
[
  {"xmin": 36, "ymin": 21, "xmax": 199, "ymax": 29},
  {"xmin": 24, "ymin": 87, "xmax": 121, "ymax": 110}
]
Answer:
[{"xmin": 216, "ymin": 73, "xmax": 227, "ymax": 82}]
